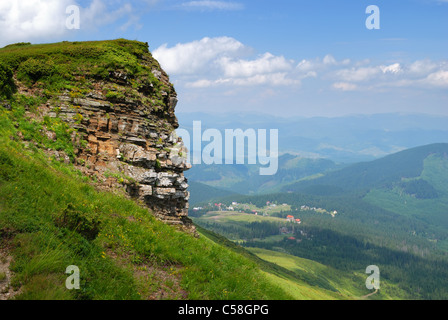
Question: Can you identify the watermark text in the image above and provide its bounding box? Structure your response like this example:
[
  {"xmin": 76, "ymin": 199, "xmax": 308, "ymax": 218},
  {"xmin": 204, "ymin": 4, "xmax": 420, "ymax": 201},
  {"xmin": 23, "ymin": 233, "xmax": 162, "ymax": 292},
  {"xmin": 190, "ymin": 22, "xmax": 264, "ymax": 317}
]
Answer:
[{"xmin": 176, "ymin": 121, "xmax": 279, "ymax": 176}]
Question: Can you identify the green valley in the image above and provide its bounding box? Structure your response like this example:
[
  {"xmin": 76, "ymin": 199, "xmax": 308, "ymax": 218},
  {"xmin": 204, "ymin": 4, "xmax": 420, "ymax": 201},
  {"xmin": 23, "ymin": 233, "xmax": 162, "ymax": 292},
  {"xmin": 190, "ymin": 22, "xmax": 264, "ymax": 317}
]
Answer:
[{"xmin": 190, "ymin": 144, "xmax": 448, "ymax": 300}]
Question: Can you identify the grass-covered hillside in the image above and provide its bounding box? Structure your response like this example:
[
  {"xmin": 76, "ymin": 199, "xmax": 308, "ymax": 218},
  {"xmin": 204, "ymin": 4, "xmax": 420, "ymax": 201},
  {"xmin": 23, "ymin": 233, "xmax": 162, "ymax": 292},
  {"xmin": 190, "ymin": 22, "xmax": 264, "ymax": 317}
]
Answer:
[
  {"xmin": 282, "ymin": 143, "xmax": 448, "ymax": 196},
  {"xmin": 0, "ymin": 81, "xmax": 299, "ymax": 301},
  {"xmin": 281, "ymin": 143, "xmax": 448, "ymax": 239},
  {"xmin": 0, "ymin": 39, "xmax": 300, "ymax": 300}
]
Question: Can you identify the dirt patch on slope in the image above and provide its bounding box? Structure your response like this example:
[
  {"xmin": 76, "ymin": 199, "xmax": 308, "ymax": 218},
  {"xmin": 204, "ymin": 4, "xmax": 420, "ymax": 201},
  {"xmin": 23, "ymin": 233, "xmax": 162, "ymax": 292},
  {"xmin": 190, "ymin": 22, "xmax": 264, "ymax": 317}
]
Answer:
[
  {"xmin": 0, "ymin": 246, "xmax": 21, "ymax": 300},
  {"xmin": 105, "ymin": 248, "xmax": 188, "ymax": 300}
]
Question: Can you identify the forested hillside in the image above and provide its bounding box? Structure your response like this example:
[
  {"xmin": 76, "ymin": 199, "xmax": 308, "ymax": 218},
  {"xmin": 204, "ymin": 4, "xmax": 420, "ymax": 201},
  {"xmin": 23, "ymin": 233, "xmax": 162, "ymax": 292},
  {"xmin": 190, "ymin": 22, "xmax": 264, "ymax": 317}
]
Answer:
[
  {"xmin": 282, "ymin": 143, "xmax": 448, "ymax": 194},
  {"xmin": 191, "ymin": 144, "xmax": 448, "ymax": 299}
]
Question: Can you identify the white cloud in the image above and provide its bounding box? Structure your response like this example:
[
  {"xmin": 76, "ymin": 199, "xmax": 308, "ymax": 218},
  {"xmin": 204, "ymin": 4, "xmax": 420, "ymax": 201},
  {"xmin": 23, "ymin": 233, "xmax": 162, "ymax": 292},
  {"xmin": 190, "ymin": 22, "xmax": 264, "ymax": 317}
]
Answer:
[
  {"xmin": 0, "ymin": 0, "xmax": 143, "ymax": 47},
  {"xmin": 334, "ymin": 60, "xmax": 448, "ymax": 91},
  {"xmin": 424, "ymin": 70, "xmax": 448, "ymax": 87},
  {"xmin": 296, "ymin": 59, "xmax": 316, "ymax": 72},
  {"xmin": 380, "ymin": 63, "xmax": 402, "ymax": 74},
  {"xmin": 186, "ymin": 79, "xmax": 216, "ymax": 88},
  {"xmin": 180, "ymin": 1, "xmax": 244, "ymax": 11},
  {"xmin": 296, "ymin": 55, "xmax": 350, "ymax": 76},
  {"xmin": 186, "ymin": 72, "xmax": 299, "ymax": 88},
  {"xmin": 323, "ymin": 54, "xmax": 337, "ymax": 65},
  {"xmin": 336, "ymin": 66, "xmax": 381, "ymax": 82},
  {"xmin": 218, "ymin": 53, "xmax": 293, "ymax": 78},
  {"xmin": 0, "ymin": 0, "xmax": 71, "ymax": 46},
  {"xmin": 232, "ymin": 72, "xmax": 299, "ymax": 86},
  {"xmin": 408, "ymin": 59, "xmax": 439, "ymax": 76},
  {"xmin": 154, "ymin": 36, "xmax": 448, "ymax": 94},
  {"xmin": 332, "ymin": 82, "xmax": 358, "ymax": 91},
  {"xmin": 155, "ymin": 37, "xmax": 301, "ymax": 88},
  {"xmin": 153, "ymin": 36, "xmax": 247, "ymax": 75},
  {"xmin": 334, "ymin": 63, "xmax": 401, "ymax": 83}
]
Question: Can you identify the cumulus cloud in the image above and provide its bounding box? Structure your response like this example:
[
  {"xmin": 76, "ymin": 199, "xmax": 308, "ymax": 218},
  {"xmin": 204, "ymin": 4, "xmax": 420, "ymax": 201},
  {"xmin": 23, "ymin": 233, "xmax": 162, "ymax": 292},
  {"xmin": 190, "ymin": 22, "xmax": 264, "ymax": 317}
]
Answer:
[
  {"xmin": 180, "ymin": 1, "xmax": 244, "ymax": 11},
  {"xmin": 335, "ymin": 66, "xmax": 381, "ymax": 82},
  {"xmin": 234, "ymin": 72, "xmax": 299, "ymax": 86},
  {"xmin": 154, "ymin": 36, "xmax": 448, "ymax": 93},
  {"xmin": 153, "ymin": 36, "xmax": 248, "ymax": 75},
  {"xmin": 323, "ymin": 54, "xmax": 337, "ymax": 65},
  {"xmin": 332, "ymin": 82, "xmax": 358, "ymax": 91},
  {"xmin": 296, "ymin": 55, "xmax": 350, "ymax": 77},
  {"xmin": 187, "ymin": 72, "xmax": 299, "ymax": 88},
  {"xmin": 218, "ymin": 53, "xmax": 294, "ymax": 78},
  {"xmin": 0, "ymin": 0, "xmax": 143, "ymax": 47},
  {"xmin": 424, "ymin": 70, "xmax": 448, "ymax": 87},
  {"xmin": 408, "ymin": 59, "xmax": 439, "ymax": 76},
  {"xmin": 296, "ymin": 59, "xmax": 316, "ymax": 72},
  {"xmin": 0, "ymin": 0, "xmax": 71, "ymax": 46},
  {"xmin": 380, "ymin": 63, "xmax": 402, "ymax": 74},
  {"xmin": 335, "ymin": 63, "xmax": 402, "ymax": 83},
  {"xmin": 154, "ymin": 37, "xmax": 301, "ymax": 88}
]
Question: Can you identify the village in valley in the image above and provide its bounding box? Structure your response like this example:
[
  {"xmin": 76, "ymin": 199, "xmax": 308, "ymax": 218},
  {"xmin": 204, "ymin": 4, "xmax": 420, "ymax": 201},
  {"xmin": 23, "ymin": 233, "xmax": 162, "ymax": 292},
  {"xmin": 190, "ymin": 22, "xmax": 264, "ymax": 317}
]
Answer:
[
  {"xmin": 192, "ymin": 200, "xmax": 338, "ymax": 223},
  {"xmin": 190, "ymin": 199, "xmax": 340, "ymax": 243}
]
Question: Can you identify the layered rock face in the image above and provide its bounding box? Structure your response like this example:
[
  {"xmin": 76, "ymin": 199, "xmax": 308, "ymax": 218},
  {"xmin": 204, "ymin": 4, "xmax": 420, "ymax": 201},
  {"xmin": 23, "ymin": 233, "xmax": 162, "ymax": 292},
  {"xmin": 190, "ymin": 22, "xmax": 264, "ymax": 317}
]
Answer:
[{"xmin": 40, "ymin": 41, "xmax": 194, "ymax": 232}]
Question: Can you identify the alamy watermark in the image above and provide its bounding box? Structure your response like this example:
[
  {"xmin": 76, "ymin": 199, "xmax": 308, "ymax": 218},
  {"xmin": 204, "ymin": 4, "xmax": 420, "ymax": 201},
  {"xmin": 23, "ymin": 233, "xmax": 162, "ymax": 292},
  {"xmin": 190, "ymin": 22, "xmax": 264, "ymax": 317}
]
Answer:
[
  {"xmin": 66, "ymin": 4, "xmax": 380, "ymax": 31},
  {"xmin": 365, "ymin": 265, "xmax": 380, "ymax": 290},
  {"xmin": 65, "ymin": 265, "xmax": 80, "ymax": 290},
  {"xmin": 175, "ymin": 121, "xmax": 279, "ymax": 176},
  {"xmin": 366, "ymin": 5, "xmax": 380, "ymax": 30},
  {"xmin": 66, "ymin": 5, "xmax": 80, "ymax": 30}
]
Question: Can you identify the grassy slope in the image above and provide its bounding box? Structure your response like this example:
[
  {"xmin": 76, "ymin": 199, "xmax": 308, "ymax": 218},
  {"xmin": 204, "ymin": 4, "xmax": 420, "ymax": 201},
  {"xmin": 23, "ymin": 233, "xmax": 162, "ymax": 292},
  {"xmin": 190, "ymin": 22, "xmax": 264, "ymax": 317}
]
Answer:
[
  {"xmin": 195, "ymin": 226, "xmax": 347, "ymax": 300},
  {"xmin": 200, "ymin": 211, "xmax": 287, "ymax": 224},
  {"xmin": 195, "ymin": 213, "xmax": 383, "ymax": 300},
  {"xmin": 247, "ymin": 248, "xmax": 407, "ymax": 300},
  {"xmin": 193, "ymin": 204, "xmax": 440, "ymax": 299},
  {"xmin": 0, "ymin": 118, "xmax": 294, "ymax": 300},
  {"xmin": 0, "ymin": 39, "xmax": 294, "ymax": 300},
  {"xmin": 197, "ymin": 224, "xmax": 404, "ymax": 300}
]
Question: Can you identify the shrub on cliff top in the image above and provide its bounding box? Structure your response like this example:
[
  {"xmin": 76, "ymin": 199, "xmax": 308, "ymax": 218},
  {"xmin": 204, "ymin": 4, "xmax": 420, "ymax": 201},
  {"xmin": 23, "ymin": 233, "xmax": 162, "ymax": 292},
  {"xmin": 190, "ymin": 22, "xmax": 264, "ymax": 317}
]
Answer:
[
  {"xmin": 0, "ymin": 62, "xmax": 16, "ymax": 99},
  {"xmin": 0, "ymin": 39, "xmax": 162, "ymax": 90},
  {"xmin": 17, "ymin": 58, "xmax": 56, "ymax": 84}
]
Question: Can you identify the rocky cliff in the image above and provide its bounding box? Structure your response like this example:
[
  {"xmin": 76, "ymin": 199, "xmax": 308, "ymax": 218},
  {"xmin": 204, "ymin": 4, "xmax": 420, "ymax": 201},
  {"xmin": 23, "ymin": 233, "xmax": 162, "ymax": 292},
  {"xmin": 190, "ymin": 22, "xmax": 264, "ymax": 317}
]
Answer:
[{"xmin": 1, "ymin": 39, "xmax": 194, "ymax": 233}]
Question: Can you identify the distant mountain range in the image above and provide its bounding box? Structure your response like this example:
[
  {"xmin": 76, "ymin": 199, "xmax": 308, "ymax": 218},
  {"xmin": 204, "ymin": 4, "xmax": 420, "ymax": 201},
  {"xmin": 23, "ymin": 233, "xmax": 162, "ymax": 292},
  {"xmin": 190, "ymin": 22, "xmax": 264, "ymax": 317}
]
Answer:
[
  {"xmin": 177, "ymin": 112, "xmax": 448, "ymax": 163},
  {"xmin": 187, "ymin": 154, "xmax": 341, "ymax": 195}
]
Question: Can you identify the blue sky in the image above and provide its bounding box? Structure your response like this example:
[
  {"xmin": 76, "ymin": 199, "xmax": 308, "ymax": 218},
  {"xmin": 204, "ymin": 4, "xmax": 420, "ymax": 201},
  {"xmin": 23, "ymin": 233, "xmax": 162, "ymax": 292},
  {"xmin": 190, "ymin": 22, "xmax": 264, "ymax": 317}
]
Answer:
[{"xmin": 1, "ymin": 0, "xmax": 447, "ymax": 117}]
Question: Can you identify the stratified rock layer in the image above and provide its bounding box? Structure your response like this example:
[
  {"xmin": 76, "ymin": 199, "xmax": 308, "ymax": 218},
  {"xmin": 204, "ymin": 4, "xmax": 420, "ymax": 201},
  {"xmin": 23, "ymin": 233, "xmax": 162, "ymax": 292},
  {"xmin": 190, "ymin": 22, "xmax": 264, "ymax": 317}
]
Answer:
[{"xmin": 41, "ymin": 40, "xmax": 194, "ymax": 233}]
